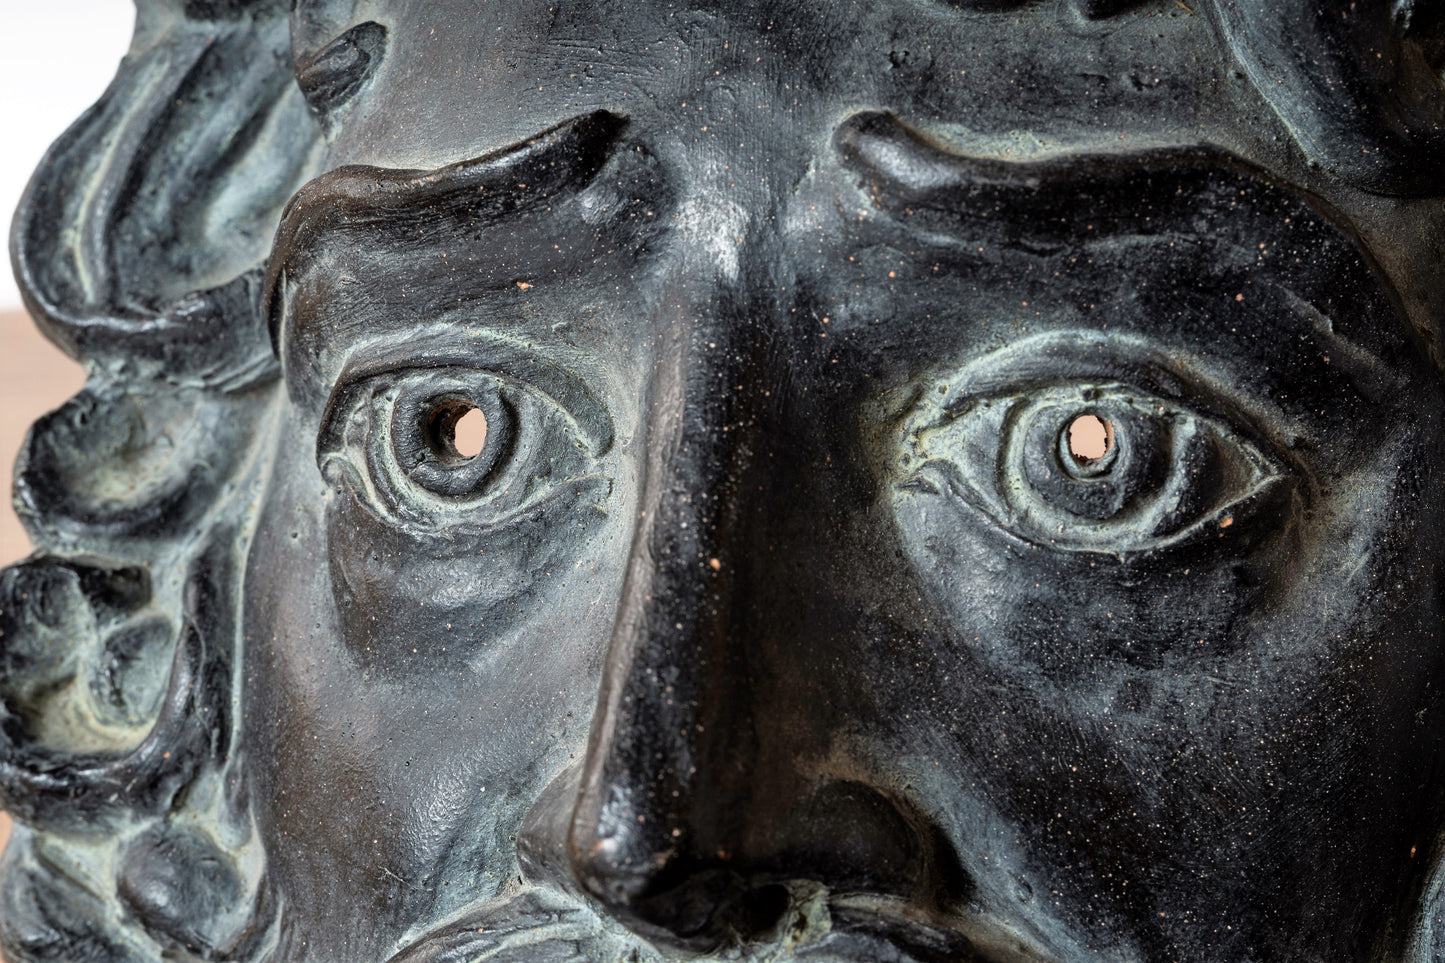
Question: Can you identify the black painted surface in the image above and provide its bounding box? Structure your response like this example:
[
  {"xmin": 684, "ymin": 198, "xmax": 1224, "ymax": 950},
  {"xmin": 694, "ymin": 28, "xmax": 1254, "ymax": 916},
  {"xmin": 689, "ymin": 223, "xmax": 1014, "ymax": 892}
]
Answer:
[{"xmin": 4, "ymin": 1, "xmax": 1445, "ymax": 960}]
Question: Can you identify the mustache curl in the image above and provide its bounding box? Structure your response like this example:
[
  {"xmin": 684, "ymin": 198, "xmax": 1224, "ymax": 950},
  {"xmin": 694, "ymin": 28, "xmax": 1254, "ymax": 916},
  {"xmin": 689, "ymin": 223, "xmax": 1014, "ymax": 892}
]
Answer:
[{"xmin": 385, "ymin": 886, "xmax": 1050, "ymax": 963}]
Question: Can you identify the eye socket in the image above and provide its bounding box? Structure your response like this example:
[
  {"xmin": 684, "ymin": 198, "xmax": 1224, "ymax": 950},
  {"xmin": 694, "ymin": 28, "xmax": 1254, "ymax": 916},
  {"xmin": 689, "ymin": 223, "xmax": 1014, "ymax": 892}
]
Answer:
[
  {"xmin": 899, "ymin": 381, "xmax": 1291, "ymax": 556},
  {"xmin": 317, "ymin": 362, "xmax": 607, "ymax": 535}
]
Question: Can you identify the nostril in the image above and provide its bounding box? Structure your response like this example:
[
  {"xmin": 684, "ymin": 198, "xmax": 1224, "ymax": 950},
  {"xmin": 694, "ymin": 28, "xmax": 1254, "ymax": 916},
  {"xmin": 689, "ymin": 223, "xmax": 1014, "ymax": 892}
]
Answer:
[
  {"xmin": 572, "ymin": 840, "xmax": 656, "ymax": 909},
  {"xmin": 564, "ymin": 790, "xmax": 783, "ymax": 949},
  {"xmin": 564, "ymin": 779, "xmax": 970, "ymax": 952},
  {"xmin": 565, "ymin": 783, "xmax": 675, "ymax": 911},
  {"xmin": 604, "ymin": 869, "xmax": 791, "ymax": 950},
  {"xmin": 737, "ymin": 882, "xmax": 791, "ymax": 937},
  {"xmin": 772, "ymin": 779, "xmax": 969, "ymax": 907}
]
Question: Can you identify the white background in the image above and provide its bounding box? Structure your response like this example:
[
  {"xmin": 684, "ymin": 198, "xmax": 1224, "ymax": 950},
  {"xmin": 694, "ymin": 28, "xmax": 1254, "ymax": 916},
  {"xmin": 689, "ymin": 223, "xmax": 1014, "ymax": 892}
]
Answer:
[{"xmin": 1, "ymin": 2, "xmax": 135, "ymax": 311}]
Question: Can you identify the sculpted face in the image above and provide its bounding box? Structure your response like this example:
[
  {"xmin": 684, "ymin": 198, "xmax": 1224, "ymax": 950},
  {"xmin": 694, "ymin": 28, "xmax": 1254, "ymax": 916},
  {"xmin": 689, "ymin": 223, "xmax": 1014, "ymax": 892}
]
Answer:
[{"xmin": 5, "ymin": 2, "xmax": 1445, "ymax": 962}]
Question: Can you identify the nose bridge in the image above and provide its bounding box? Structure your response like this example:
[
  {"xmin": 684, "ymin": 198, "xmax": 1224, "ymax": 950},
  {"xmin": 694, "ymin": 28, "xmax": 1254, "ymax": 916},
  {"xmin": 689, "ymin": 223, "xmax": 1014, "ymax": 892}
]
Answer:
[
  {"xmin": 557, "ymin": 320, "xmax": 966, "ymax": 949},
  {"xmin": 567, "ymin": 320, "xmax": 761, "ymax": 925}
]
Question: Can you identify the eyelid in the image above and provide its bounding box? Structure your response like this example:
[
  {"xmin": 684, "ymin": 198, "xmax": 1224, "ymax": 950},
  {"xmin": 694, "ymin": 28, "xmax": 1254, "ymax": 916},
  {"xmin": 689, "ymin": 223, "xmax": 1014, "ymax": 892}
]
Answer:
[
  {"xmin": 919, "ymin": 331, "xmax": 1300, "ymax": 473},
  {"xmin": 316, "ymin": 332, "xmax": 615, "ymax": 466},
  {"xmin": 931, "ymin": 332, "xmax": 1185, "ymax": 403},
  {"xmin": 902, "ymin": 382, "xmax": 1294, "ymax": 558}
]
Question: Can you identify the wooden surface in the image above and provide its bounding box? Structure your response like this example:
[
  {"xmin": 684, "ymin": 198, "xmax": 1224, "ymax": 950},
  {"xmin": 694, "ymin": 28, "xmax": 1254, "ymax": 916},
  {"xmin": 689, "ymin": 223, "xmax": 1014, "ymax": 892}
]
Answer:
[{"xmin": 0, "ymin": 308, "xmax": 90, "ymax": 891}]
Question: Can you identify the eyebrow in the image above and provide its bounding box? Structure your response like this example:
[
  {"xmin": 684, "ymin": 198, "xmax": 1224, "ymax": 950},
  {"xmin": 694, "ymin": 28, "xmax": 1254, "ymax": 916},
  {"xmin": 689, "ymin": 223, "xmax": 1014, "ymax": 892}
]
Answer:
[
  {"xmin": 832, "ymin": 110, "xmax": 1407, "ymax": 355},
  {"xmin": 834, "ymin": 110, "xmax": 1352, "ymax": 252},
  {"xmin": 262, "ymin": 110, "xmax": 630, "ymax": 351}
]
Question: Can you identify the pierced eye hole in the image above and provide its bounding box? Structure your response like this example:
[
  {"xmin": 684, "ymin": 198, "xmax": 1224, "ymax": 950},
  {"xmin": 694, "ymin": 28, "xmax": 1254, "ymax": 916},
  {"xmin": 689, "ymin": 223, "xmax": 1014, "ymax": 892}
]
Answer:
[
  {"xmin": 1065, "ymin": 413, "xmax": 1116, "ymax": 473},
  {"xmin": 429, "ymin": 403, "xmax": 489, "ymax": 461},
  {"xmin": 453, "ymin": 408, "xmax": 488, "ymax": 458},
  {"xmin": 901, "ymin": 379, "xmax": 1289, "ymax": 556}
]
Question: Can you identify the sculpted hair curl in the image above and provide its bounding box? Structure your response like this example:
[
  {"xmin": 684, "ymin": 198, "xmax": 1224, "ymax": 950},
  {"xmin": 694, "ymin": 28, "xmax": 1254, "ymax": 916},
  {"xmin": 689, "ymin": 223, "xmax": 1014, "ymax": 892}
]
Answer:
[{"xmin": 1, "ymin": 1, "xmax": 321, "ymax": 958}]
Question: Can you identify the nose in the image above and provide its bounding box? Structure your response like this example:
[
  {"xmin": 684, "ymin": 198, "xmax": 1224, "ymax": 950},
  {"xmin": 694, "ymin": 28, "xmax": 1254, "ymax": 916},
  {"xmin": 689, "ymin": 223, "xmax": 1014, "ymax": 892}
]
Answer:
[{"xmin": 528, "ymin": 328, "xmax": 964, "ymax": 950}]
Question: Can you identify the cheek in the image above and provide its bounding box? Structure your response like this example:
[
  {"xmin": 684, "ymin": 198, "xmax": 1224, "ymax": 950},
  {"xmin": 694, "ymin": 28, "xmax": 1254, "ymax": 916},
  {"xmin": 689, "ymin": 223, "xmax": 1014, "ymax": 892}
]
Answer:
[
  {"xmin": 871, "ymin": 412, "xmax": 1445, "ymax": 930},
  {"xmin": 890, "ymin": 487, "xmax": 1276, "ymax": 682},
  {"xmin": 325, "ymin": 479, "xmax": 616, "ymax": 674},
  {"xmin": 238, "ymin": 421, "xmax": 632, "ymax": 945}
]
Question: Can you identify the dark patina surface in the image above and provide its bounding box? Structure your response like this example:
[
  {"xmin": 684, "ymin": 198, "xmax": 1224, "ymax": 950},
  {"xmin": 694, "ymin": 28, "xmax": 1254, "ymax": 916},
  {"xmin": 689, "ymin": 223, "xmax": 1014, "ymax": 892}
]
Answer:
[{"xmin": 4, "ymin": 2, "xmax": 1445, "ymax": 960}]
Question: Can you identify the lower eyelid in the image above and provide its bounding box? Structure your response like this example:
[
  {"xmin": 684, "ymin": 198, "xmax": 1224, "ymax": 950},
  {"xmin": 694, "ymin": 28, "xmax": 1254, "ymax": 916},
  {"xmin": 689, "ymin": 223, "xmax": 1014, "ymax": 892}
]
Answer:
[{"xmin": 334, "ymin": 466, "xmax": 612, "ymax": 542}]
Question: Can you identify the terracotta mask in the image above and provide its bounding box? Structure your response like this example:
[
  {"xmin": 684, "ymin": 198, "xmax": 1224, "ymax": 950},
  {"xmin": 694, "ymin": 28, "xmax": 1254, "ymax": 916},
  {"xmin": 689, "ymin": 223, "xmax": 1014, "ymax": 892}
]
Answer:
[{"xmin": 4, "ymin": 1, "xmax": 1445, "ymax": 960}]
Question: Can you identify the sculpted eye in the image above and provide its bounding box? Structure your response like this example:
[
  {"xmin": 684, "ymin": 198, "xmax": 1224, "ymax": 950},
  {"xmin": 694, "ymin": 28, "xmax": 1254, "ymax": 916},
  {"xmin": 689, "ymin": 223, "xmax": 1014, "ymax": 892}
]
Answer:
[
  {"xmin": 317, "ymin": 356, "xmax": 611, "ymax": 535},
  {"xmin": 899, "ymin": 380, "xmax": 1292, "ymax": 556}
]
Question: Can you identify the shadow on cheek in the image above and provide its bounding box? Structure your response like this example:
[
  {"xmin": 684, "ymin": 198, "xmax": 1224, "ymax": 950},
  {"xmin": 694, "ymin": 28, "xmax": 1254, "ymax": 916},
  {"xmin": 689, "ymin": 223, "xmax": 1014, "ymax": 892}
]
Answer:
[{"xmin": 326, "ymin": 487, "xmax": 614, "ymax": 672}]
